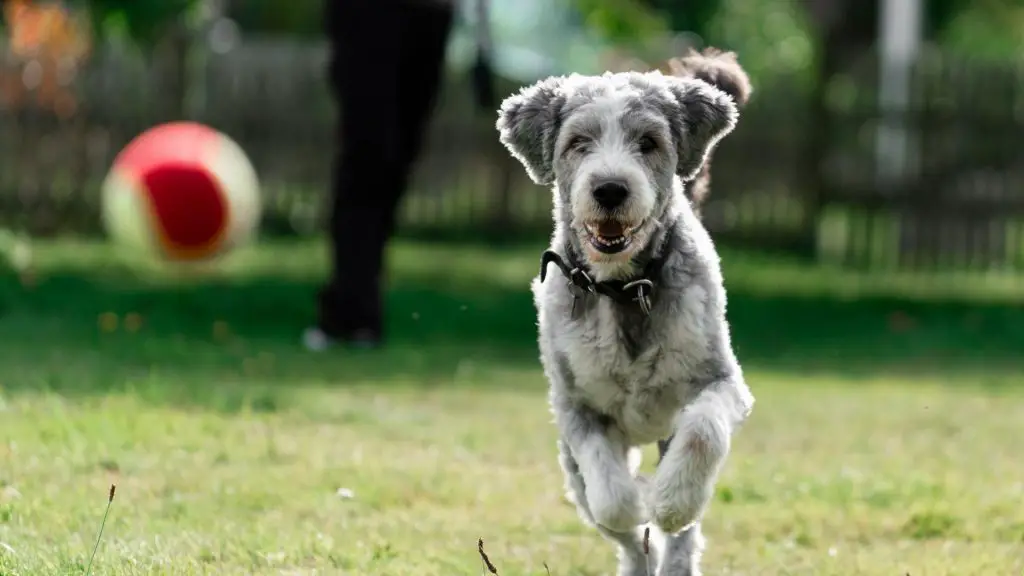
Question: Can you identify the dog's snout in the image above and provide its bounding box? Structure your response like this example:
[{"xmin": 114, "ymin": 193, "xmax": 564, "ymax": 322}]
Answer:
[{"xmin": 592, "ymin": 181, "xmax": 629, "ymax": 209}]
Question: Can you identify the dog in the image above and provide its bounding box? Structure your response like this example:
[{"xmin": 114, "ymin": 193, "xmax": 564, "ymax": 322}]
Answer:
[{"xmin": 495, "ymin": 49, "xmax": 755, "ymax": 575}]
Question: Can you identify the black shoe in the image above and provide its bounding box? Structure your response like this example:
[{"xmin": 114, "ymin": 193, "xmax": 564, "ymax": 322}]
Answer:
[{"xmin": 302, "ymin": 326, "xmax": 382, "ymax": 351}]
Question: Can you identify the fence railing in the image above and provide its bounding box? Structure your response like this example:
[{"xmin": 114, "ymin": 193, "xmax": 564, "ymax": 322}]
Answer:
[{"xmin": 1, "ymin": 39, "xmax": 1022, "ymax": 272}]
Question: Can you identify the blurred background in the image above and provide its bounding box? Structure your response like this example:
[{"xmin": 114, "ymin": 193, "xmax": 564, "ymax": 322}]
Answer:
[
  {"xmin": 0, "ymin": 0, "xmax": 1022, "ymax": 373},
  {"xmin": 1, "ymin": 0, "xmax": 1022, "ymax": 265}
]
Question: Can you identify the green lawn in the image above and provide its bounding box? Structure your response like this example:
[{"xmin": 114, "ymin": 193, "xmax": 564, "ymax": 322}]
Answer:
[{"xmin": 0, "ymin": 238, "xmax": 1023, "ymax": 575}]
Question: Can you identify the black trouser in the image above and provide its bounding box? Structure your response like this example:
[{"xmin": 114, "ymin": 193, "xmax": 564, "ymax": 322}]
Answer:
[{"xmin": 318, "ymin": 0, "xmax": 454, "ymax": 339}]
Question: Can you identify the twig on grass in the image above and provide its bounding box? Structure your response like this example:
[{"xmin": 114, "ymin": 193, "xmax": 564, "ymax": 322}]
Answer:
[
  {"xmin": 478, "ymin": 538, "xmax": 499, "ymax": 574},
  {"xmin": 643, "ymin": 527, "xmax": 653, "ymax": 576},
  {"xmin": 85, "ymin": 484, "xmax": 116, "ymax": 576}
]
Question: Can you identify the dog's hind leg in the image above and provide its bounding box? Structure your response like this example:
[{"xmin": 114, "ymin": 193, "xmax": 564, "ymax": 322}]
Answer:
[
  {"xmin": 557, "ymin": 438, "xmax": 595, "ymax": 524},
  {"xmin": 656, "ymin": 523, "xmax": 704, "ymax": 576},
  {"xmin": 600, "ymin": 525, "xmax": 655, "ymax": 576},
  {"xmin": 558, "ymin": 439, "xmax": 652, "ymax": 576}
]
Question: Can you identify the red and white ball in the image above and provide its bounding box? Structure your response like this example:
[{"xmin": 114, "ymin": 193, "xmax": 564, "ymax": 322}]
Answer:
[{"xmin": 101, "ymin": 121, "xmax": 261, "ymax": 262}]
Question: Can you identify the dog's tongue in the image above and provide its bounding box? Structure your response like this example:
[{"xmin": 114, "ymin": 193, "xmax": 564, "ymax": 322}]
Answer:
[{"xmin": 598, "ymin": 221, "xmax": 625, "ymax": 237}]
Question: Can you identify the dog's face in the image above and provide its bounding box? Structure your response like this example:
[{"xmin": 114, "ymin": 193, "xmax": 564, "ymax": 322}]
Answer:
[{"xmin": 497, "ymin": 72, "xmax": 737, "ymax": 270}]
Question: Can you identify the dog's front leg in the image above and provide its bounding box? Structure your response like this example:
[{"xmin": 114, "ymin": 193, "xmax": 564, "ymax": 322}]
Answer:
[
  {"xmin": 553, "ymin": 399, "xmax": 647, "ymax": 533},
  {"xmin": 558, "ymin": 439, "xmax": 652, "ymax": 576},
  {"xmin": 651, "ymin": 374, "xmax": 753, "ymax": 537}
]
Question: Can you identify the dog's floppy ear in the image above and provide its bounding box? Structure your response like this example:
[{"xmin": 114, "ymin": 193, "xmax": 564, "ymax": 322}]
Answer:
[
  {"xmin": 496, "ymin": 76, "xmax": 567, "ymax": 185},
  {"xmin": 659, "ymin": 76, "xmax": 738, "ymax": 182}
]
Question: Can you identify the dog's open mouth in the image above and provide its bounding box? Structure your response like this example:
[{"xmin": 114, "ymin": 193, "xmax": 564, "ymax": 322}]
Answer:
[{"xmin": 584, "ymin": 220, "xmax": 642, "ymax": 254}]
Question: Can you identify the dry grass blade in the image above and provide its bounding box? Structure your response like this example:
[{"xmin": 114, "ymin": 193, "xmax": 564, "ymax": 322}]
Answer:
[
  {"xmin": 643, "ymin": 527, "xmax": 653, "ymax": 576},
  {"xmin": 84, "ymin": 484, "xmax": 116, "ymax": 576},
  {"xmin": 543, "ymin": 561, "xmax": 551, "ymax": 575},
  {"xmin": 477, "ymin": 538, "xmax": 498, "ymax": 574}
]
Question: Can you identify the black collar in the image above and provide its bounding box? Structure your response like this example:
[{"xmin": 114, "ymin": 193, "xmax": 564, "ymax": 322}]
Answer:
[{"xmin": 539, "ymin": 246, "xmax": 668, "ymax": 316}]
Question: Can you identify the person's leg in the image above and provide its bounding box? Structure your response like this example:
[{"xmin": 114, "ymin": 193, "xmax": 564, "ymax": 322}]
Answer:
[
  {"xmin": 311, "ymin": 0, "xmax": 402, "ymax": 347},
  {"xmin": 310, "ymin": 0, "xmax": 453, "ymax": 349},
  {"xmin": 370, "ymin": 2, "xmax": 455, "ymax": 250}
]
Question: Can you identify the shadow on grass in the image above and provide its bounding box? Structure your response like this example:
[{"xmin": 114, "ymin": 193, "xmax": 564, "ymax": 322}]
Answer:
[
  {"xmin": 1, "ymin": 255, "xmax": 1022, "ymax": 410},
  {"xmin": 0, "ymin": 272, "xmax": 536, "ymax": 406}
]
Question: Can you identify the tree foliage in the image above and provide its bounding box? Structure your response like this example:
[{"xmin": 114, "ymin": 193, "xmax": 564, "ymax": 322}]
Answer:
[
  {"xmin": 573, "ymin": 0, "xmax": 670, "ymax": 43},
  {"xmin": 640, "ymin": 0, "xmax": 721, "ymax": 40},
  {"xmin": 226, "ymin": 0, "xmax": 322, "ymax": 38},
  {"xmin": 931, "ymin": 0, "xmax": 1024, "ymax": 58},
  {"xmin": 61, "ymin": 0, "xmax": 1024, "ymax": 61},
  {"xmin": 66, "ymin": 0, "xmax": 197, "ymax": 47},
  {"xmin": 928, "ymin": 0, "xmax": 975, "ymax": 35}
]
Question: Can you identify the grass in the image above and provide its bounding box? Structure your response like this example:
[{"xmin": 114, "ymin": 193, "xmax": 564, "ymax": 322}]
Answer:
[{"xmin": 0, "ymin": 238, "xmax": 1023, "ymax": 575}]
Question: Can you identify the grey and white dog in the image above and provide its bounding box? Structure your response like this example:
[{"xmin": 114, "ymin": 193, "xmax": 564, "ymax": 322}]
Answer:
[{"xmin": 495, "ymin": 52, "xmax": 755, "ymax": 576}]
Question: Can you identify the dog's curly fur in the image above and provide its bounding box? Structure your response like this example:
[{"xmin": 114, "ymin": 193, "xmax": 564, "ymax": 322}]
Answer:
[
  {"xmin": 665, "ymin": 48, "xmax": 752, "ymax": 215},
  {"xmin": 496, "ymin": 50, "xmax": 755, "ymax": 576}
]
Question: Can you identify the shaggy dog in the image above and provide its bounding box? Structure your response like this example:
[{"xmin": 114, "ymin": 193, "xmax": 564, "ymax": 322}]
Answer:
[{"xmin": 495, "ymin": 49, "xmax": 755, "ymax": 575}]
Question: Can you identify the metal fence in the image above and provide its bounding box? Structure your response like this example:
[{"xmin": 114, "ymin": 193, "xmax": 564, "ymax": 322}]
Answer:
[{"xmin": 1, "ymin": 39, "xmax": 1023, "ymax": 272}]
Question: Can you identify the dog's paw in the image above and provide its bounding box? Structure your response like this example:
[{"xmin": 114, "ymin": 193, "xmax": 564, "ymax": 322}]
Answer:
[
  {"xmin": 649, "ymin": 478, "xmax": 710, "ymax": 534},
  {"xmin": 649, "ymin": 465, "xmax": 713, "ymax": 534},
  {"xmin": 586, "ymin": 473, "xmax": 648, "ymax": 532}
]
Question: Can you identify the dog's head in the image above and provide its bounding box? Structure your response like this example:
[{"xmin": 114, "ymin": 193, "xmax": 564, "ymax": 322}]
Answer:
[{"xmin": 496, "ymin": 71, "xmax": 737, "ymax": 272}]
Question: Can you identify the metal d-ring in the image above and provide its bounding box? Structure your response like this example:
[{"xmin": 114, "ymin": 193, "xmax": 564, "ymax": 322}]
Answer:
[
  {"xmin": 623, "ymin": 279, "xmax": 654, "ymax": 316},
  {"xmin": 566, "ymin": 268, "xmax": 593, "ymax": 320},
  {"xmin": 568, "ymin": 268, "xmax": 595, "ymax": 295}
]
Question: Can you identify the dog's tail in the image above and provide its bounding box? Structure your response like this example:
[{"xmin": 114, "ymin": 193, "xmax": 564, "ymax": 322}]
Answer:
[{"xmin": 663, "ymin": 48, "xmax": 752, "ymax": 214}]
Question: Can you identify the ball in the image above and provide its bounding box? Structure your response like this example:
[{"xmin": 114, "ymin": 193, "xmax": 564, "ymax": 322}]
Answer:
[{"xmin": 100, "ymin": 121, "xmax": 261, "ymax": 262}]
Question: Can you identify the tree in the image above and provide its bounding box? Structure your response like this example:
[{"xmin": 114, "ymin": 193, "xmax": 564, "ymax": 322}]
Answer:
[
  {"xmin": 71, "ymin": 0, "xmax": 198, "ymax": 48},
  {"xmin": 933, "ymin": 0, "xmax": 1024, "ymax": 59},
  {"xmin": 64, "ymin": 0, "xmax": 207, "ymax": 118},
  {"xmin": 573, "ymin": 0, "xmax": 671, "ymax": 43},
  {"xmin": 639, "ymin": 0, "xmax": 721, "ymax": 41},
  {"xmin": 224, "ymin": 0, "xmax": 322, "ymax": 38}
]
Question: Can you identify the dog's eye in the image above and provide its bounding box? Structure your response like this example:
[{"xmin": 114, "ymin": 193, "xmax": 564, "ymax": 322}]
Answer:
[
  {"xmin": 566, "ymin": 136, "xmax": 589, "ymax": 153},
  {"xmin": 638, "ymin": 136, "xmax": 657, "ymax": 154}
]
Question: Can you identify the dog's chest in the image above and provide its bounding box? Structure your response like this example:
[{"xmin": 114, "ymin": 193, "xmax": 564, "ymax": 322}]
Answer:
[{"xmin": 558, "ymin": 297, "xmax": 707, "ymax": 443}]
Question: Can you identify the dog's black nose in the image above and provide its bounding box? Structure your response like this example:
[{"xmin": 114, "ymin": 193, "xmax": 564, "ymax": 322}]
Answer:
[{"xmin": 592, "ymin": 181, "xmax": 629, "ymax": 209}]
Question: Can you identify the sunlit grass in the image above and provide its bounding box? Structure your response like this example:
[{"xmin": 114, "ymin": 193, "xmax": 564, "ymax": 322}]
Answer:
[{"xmin": 0, "ymin": 239, "xmax": 1022, "ymax": 574}]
